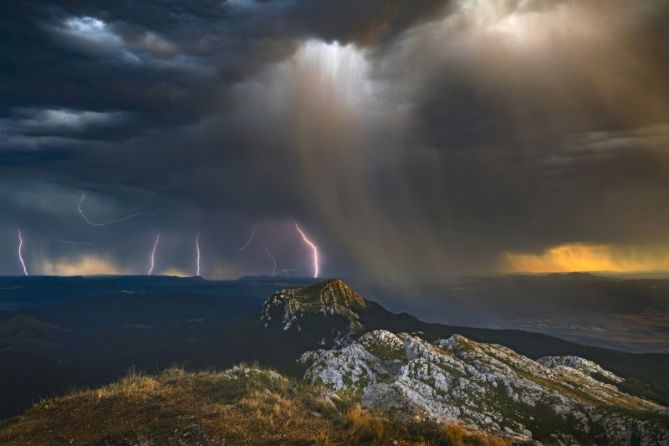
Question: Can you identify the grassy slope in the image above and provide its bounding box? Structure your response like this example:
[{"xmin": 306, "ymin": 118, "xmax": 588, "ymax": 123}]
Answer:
[{"xmin": 0, "ymin": 366, "xmax": 511, "ymax": 446}]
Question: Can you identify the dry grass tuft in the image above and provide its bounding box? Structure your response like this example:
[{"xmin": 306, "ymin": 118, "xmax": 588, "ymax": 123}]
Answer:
[
  {"xmin": 442, "ymin": 422, "xmax": 467, "ymax": 445},
  {"xmin": 345, "ymin": 404, "xmax": 386, "ymax": 443},
  {"xmin": 441, "ymin": 423, "xmax": 513, "ymax": 446},
  {"xmin": 0, "ymin": 366, "xmax": 513, "ymax": 446}
]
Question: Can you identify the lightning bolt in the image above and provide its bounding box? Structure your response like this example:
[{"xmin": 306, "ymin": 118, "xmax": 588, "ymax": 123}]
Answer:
[
  {"xmin": 17, "ymin": 229, "xmax": 28, "ymax": 276},
  {"xmin": 46, "ymin": 238, "xmax": 95, "ymax": 246},
  {"xmin": 77, "ymin": 193, "xmax": 152, "ymax": 226},
  {"xmin": 260, "ymin": 241, "xmax": 277, "ymax": 277},
  {"xmin": 236, "ymin": 228, "xmax": 256, "ymax": 253},
  {"xmin": 295, "ymin": 222, "xmax": 319, "ymax": 278},
  {"xmin": 281, "ymin": 257, "xmax": 301, "ymax": 276},
  {"xmin": 148, "ymin": 233, "xmax": 160, "ymax": 275},
  {"xmin": 46, "ymin": 221, "xmax": 141, "ymax": 247},
  {"xmin": 195, "ymin": 232, "xmax": 201, "ymax": 277}
]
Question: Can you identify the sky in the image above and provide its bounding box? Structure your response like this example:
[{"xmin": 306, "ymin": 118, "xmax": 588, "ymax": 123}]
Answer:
[{"xmin": 1, "ymin": 0, "xmax": 669, "ymax": 279}]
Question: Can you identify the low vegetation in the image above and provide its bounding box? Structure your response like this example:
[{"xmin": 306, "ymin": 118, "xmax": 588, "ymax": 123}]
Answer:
[{"xmin": 0, "ymin": 365, "xmax": 511, "ymax": 446}]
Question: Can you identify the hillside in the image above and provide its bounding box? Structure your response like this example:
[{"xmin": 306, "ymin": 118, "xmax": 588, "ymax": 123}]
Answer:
[
  {"xmin": 253, "ymin": 280, "xmax": 669, "ymax": 405},
  {"xmin": 2, "ymin": 279, "xmax": 669, "ymax": 444},
  {"xmin": 255, "ymin": 280, "xmax": 669, "ymax": 407},
  {"xmin": 1, "ymin": 276, "xmax": 669, "ymax": 433},
  {"xmin": 300, "ymin": 330, "xmax": 669, "ymax": 444},
  {"xmin": 0, "ymin": 366, "xmax": 511, "ymax": 446}
]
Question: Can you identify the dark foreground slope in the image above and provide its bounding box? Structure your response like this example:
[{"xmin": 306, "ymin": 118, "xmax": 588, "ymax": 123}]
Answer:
[{"xmin": 0, "ymin": 275, "xmax": 313, "ymax": 418}]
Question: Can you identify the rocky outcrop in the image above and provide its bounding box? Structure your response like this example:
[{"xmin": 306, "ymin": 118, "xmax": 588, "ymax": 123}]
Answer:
[
  {"xmin": 260, "ymin": 279, "xmax": 368, "ymax": 345},
  {"xmin": 538, "ymin": 355, "xmax": 624, "ymax": 384},
  {"xmin": 300, "ymin": 330, "xmax": 669, "ymax": 445}
]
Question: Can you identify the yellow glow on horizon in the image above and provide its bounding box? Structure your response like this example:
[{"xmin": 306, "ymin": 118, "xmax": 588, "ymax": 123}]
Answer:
[
  {"xmin": 501, "ymin": 243, "xmax": 669, "ymax": 274},
  {"xmin": 160, "ymin": 268, "xmax": 191, "ymax": 277},
  {"xmin": 40, "ymin": 256, "xmax": 126, "ymax": 276}
]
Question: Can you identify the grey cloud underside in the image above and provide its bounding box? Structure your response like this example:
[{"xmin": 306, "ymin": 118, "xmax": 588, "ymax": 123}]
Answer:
[{"xmin": 1, "ymin": 0, "xmax": 669, "ymax": 277}]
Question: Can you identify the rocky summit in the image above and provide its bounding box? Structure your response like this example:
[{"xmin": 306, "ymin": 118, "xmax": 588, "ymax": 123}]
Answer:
[
  {"xmin": 260, "ymin": 279, "xmax": 369, "ymax": 345},
  {"xmin": 300, "ymin": 329, "xmax": 669, "ymax": 445}
]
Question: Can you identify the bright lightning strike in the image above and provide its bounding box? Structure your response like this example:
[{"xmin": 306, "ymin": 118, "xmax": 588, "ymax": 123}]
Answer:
[
  {"xmin": 77, "ymin": 193, "xmax": 152, "ymax": 226},
  {"xmin": 260, "ymin": 241, "xmax": 277, "ymax": 277},
  {"xmin": 195, "ymin": 232, "xmax": 201, "ymax": 277},
  {"xmin": 148, "ymin": 233, "xmax": 160, "ymax": 275},
  {"xmin": 17, "ymin": 229, "xmax": 28, "ymax": 276},
  {"xmin": 236, "ymin": 228, "xmax": 256, "ymax": 253},
  {"xmin": 295, "ymin": 222, "xmax": 320, "ymax": 278}
]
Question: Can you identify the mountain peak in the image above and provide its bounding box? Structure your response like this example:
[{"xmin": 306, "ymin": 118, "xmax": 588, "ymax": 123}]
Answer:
[
  {"xmin": 259, "ymin": 279, "xmax": 368, "ymax": 338},
  {"xmin": 294, "ymin": 279, "xmax": 368, "ymax": 308}
]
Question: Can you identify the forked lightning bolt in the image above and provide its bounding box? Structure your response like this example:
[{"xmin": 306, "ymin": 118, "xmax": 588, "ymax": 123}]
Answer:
[
  {"xmin": 46, "ymin": 238, "xmax": 95, "ymax": 246},
  {"xmin": 77, "ymin": 193, "xmax": 152, "ymax": 226},
  {"xmin": 17, "ymin": 229, "xmax": 28, "ymax": 276},
  {"xmin": 236, "ymin": 228, "xmax": 256, "ymax": 253},
  {"xmin": 148, "ymin": 233, "xmax": 161, "ymax": 275},
  {"xmin": 260, "ymin": 241, "xmax": 277, "ymax": 277},
  {"xmin": 195, "ymin": 232, "xmax": 201, "ymax": 277},
  {"xmin": 46, "ymin": 221, "xmax": 141, "ymax": 247},
  {"xmin": 295, "ymin": 222, "xmax": 319, "ymax": 278},
  {"xmin": 281, "ymin": 257, "xmax": 301, "ymax": 276}
]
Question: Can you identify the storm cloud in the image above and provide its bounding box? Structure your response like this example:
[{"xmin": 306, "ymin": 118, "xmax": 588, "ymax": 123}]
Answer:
[{"xmin": 1, "ymin": 0, "xmax": 669, "ymax": 279}]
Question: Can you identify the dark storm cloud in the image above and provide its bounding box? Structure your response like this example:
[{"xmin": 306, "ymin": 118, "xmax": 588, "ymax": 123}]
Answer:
[
  {"xmin": 0, "ymin": 0, "xmax": 448, "ymax": 130},
  {"xmin": 1, "ymin": 0, "xmax": 669, "ymax": 278},
  {"xmin": 0, "ymin": 0, "xmax": 453, "ymax": 276}
]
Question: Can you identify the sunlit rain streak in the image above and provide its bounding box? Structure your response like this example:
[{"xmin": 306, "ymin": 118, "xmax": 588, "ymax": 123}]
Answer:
[
  {"xmin": 236, "ymin": 228, "xmax": 255, "ymax": 253},
  {"xmin": 195, "ymin": 232, "xmax": 201, "ymax": 277},
  {"xmin": 148, "ymin": 233, "xmax": 161, "ymax": 275},
  {"xmin": 77, "ymin": 193, "xmax": 152, "ymax": 226},
  {"xmin": 295, "ymin": 223, "xmax": 319, "ymax": 278},
  {"xmin": 17, "ymin": 229, "xmax": 28, "ymax": 276},
  {"xmin": 260, "ymin": 241, "xmax": 277, "ymax": 277}
]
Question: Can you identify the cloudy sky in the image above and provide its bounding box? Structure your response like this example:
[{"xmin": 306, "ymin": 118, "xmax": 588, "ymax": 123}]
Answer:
[{"xmin": 2, "ymin": 0, "xmax": 669, "ymax": 279}]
